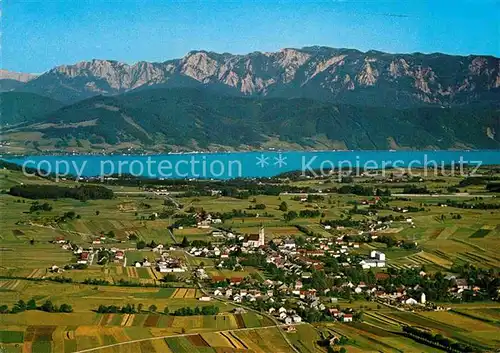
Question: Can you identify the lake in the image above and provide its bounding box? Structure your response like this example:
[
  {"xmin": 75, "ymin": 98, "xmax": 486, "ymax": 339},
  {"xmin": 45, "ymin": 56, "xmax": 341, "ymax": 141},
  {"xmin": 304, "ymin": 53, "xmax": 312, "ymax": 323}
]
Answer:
[{"xmin": 5, "ymin": 150, "xmax": 500, "ymax": 179}]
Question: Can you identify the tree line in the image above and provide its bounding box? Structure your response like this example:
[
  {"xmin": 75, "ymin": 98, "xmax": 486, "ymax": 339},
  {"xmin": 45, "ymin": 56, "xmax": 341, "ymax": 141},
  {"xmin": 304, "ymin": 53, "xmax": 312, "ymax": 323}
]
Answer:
[
  {"xmin": 0, "ymin": 298, "xmax": 73, "ymax": 314},
  {"xmin": 9, "ymin": 184, "xmax": 114, "ymax": 200},
  {"xmin": 96, "ymin": 303, "xmax": 219, "ymax": 316},
  {"xmin": 402, "ymin": 326, "xmax": 474, "ymax": 352}
]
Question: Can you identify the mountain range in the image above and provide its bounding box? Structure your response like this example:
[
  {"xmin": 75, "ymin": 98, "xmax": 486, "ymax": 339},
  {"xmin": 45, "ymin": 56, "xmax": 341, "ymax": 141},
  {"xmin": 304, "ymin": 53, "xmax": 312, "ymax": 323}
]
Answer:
[{"xmin": 1, "ymin": 47, "xmax": 499, "ymax": 153}]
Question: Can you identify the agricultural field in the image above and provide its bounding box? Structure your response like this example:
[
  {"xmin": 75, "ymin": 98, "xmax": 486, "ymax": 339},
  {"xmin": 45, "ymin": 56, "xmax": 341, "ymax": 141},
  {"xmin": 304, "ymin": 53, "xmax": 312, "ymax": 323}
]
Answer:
[
  {"xmin": 320, "ymin": 321, "xmax": 438, "ymax": 353},
  {"xmin": 0, "ymin": 311, "xmax": 278, "ymax": 353},
  {"xmin": 380, "ymin": 309, "xmax": 500, "ymax": 351}
]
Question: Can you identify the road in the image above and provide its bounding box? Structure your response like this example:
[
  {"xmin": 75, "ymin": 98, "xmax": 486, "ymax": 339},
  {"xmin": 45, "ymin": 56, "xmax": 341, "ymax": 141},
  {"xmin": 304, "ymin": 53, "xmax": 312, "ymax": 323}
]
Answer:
[
  {"xmin": 115, "ymin": 190, "xmax": 183, "ymax": 206},
  {"xmin": 392, "ymin": 193, "xmax": 495, "ymax": 198},
  {"xmin": 281, "ymin": 192, "xmax": 495, "ymax": 198}
]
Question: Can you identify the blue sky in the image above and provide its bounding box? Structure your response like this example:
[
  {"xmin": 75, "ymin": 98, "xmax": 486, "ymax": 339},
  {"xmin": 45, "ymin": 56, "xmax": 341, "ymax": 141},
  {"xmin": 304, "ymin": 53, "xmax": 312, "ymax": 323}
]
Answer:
[{"xmin": 2, "ymin": 0, "xmax": 499, "ymax": 73}]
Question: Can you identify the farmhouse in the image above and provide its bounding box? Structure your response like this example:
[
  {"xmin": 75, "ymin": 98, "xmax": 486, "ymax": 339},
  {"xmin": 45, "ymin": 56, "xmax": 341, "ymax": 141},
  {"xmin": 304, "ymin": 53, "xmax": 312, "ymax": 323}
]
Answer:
[
  {"xmin": 212, "ymin": 230, "xmax": 224, "ymax": 237},
  {"xmin": 152, "ymin": 244, "xmax": 164, "ymax": 252},
  {"xmin": 283, "ymin": 239, "xmax": 296, "ymax": 249},
  {"xmin": 341, "ymin": 314, "xmax": 353, "ymax": 322},
  {"xmin": 360, "ymin": 251, "xmax": 386, "ymax": 268},
  {"xmin": 78, "ymin": 252, "xmax": 90, "ymax": 264},
  {"xmin": 403, "ymin": 297, "xmax": 419, "ymax": 305},
  {"xmin": 230, "ymin": 277, "xmax": 243, "ymax": 285}
]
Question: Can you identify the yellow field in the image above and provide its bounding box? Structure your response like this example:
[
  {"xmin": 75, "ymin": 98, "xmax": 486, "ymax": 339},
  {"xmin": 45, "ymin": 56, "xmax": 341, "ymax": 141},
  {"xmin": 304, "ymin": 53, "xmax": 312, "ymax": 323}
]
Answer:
[
  {"xmin": 148, "ymin": 267, "xmax": 160, "ymax": 280},
  {"xmin": 420, "ymin": 311, "xmax": 499, "ymax": 332},
  {"xmin": 0, "ymin": 279, "xmax": 21, "ymax": 290},
  {"xmin": 417, "ymin": 251, "xmax": 453, "ymax": 267},
  {"xmin": 126, "ymin": 267, "xmax": 138, "ymax": 278},
  {"xmin": 149, "ymin": 339, "xmax": 174, "ymax": 353},
  {"xmin": 172, "ymin": 288, "xmax": 188, "ymax": 298},
  {"xmin": 184, "ymin": 288, "xmax": 197, "ymax": 298},
  {"xmin": 200, "ymin": 332, "xmax": 234, "ymax": 347},
  {"xmin": 171, "ymin": 316, "xmax": 204, "ymax": 330}
]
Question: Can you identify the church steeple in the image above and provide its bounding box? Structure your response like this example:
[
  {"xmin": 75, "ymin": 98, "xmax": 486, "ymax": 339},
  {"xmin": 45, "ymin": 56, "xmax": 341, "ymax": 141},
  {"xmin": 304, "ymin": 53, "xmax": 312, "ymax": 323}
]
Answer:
[{"xmin": 259, "ymin": 225, "xmax": 265, "ymax": 246}]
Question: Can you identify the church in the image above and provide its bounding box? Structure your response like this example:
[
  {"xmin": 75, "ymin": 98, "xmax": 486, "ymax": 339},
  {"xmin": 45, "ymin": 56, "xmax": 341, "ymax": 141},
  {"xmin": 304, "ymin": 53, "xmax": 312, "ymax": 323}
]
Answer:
[{"xmin": 242, "ymin": 226, "xmax": 265, "ymax": 248}]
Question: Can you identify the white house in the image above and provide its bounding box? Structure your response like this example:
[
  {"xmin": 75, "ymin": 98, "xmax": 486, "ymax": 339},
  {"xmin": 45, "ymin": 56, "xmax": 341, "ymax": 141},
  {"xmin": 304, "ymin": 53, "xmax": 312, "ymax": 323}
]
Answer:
[
  {"xmin": 404, "ymin": 298, "xmax": 418, "ymax": 305},
  {"xmin": 153, "ymin": 244, "xmax": 164, "ymax": 252},
  {"xmin": 199, "ymin": 296, "xmax": 212, "ymax": 302},
  {"xmin": 370, "ymin": 251, "xmax": 386, "ymax": 261},
  {"xmin": 342, "ymin": 314, "xmax": 353, "ymax": 322},
  {"xmin": 283, "ymin": 239, "xmax": 296, "ymax": 249}
]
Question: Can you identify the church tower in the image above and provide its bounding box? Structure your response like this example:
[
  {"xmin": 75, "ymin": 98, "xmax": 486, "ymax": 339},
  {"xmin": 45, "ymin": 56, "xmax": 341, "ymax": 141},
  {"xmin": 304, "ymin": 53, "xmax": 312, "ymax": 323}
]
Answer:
[{"xmin": 258, "ymin": 226, "xmax": 265, "ymax": 246}]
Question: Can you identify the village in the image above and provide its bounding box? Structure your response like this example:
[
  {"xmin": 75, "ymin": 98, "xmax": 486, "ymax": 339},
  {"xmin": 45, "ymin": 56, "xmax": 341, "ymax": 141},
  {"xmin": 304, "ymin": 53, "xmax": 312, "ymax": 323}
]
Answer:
[{"xmin": 47, "ymin": 207, "xmax": 482, "ymax": 328}]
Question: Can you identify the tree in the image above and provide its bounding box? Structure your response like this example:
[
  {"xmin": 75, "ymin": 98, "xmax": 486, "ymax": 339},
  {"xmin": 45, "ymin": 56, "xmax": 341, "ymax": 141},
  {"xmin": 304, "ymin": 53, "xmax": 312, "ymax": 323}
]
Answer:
[
  {"xmin": 283, "ymin": 211, "xmax": 297, "ymax": 222},
  {"xmin": 163, "ymin": 306, "xmax": 170, "ymax": 315},
  {"xmin": 128, "ymin": 234, "xmax": 138, "ymax": 241},
  {"xmin": 29, "ymin": 238, "xmax": 35, "ymax": 245},
  {"xmin": 40, "ymin": 300, "xmax": 55, "ymax": 312},
  {"xmin": 136, "ymin": 240, "xmax": 146, "ymax": 249},
  {"xmin": 162, "ymin": 274, "xmax": 177, "ymax": 282},
  {"xmin": 0, "ymin": 305, "xmax": 8, "ymax": 313},
  {"xmin": 149, "ymin": 240, "xmax": 158, "ymax": 248},
  {"xmin": 95, "ymin": 210, "xmax": 100, "ymax": 216},
  {"xmin": 59, "ymin": 303, "xmax": 73, "ymax": 313},
  {"xmin": 181, "ymin": 236, "xmax": 190, "ymax": 248},
  {"xmin": 137, "ymin": 303, "xmax": 144, "ymax": 313},
  {"xmin": 339, "ymin": 348, "xmax": 347, "ymax": 353},
  {"xmin": 26, "ymin": 298, "xmax": 37, "ymax": 310},
  {"xmin": 279, "ymin": 201, "xmax": 288, "ymax": 212},
  {"xmin": 14, "ymin": 300, "xmax": 27, "ymax": 312},
  {"xmin": 149, "ymin": 304, "xmax": 157, "ymax": 312}
]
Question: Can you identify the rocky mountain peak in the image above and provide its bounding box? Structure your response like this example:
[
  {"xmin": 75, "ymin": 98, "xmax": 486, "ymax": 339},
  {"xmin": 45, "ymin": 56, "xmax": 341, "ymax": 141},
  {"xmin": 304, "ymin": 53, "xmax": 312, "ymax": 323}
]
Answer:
[
  {"xmin": 0, "ymin": 69, "xmax": 38, "ymax": 82},
  {"xmin": 13, "ymin": 47, "xmax": 500, "ymax": 106},
  {"xmin": 181, "ymin": 51, "xmax": 220, "ymax": 82}
]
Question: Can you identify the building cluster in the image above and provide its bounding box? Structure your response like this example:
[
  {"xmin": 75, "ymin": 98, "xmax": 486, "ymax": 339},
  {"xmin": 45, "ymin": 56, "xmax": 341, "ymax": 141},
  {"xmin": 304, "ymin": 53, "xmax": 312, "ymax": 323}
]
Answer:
[
  {"xmin": 156, "ymin": 253, "xmax": 186, "ymax": 273},
  {"xmin": 51, "ymin": 236, "xmax": 187, "ymax": 273}
]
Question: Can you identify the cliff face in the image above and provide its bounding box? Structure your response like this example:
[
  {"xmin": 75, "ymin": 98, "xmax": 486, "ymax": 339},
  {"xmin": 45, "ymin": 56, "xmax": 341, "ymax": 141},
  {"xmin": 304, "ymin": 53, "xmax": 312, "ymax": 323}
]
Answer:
[{"xmin": 16, "ymin": 47, "xmax": 500, "ymax": 106}]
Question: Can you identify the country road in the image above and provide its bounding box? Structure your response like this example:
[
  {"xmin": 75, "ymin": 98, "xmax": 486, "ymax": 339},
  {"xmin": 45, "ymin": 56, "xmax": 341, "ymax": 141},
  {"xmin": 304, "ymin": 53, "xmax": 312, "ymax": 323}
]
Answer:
[{"xmin": 281, "ymin": 192, "xmax": 495, "ymax": 198}]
